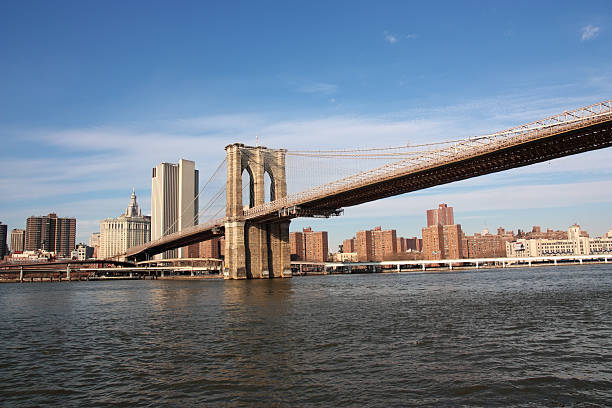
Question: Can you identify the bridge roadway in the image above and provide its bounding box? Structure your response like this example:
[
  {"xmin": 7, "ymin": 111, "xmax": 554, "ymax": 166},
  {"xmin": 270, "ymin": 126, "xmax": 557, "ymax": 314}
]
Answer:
[{"xmin": 125, "ymin": 100, "xmax": 612, "ymax": 261}]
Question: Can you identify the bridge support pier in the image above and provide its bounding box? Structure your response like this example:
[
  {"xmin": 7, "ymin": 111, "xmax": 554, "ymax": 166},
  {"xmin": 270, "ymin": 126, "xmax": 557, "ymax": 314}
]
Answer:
[
  {"xmin": 247, "ymin": 223, "xmax": 269, "ymax": 279},
  {"xmin": 224, "ymin": 143, "xmax": 291, "ymax": 279},
  {"xmin": 225, "ymin": 219, "xmax": 247, "ymax": 279}
]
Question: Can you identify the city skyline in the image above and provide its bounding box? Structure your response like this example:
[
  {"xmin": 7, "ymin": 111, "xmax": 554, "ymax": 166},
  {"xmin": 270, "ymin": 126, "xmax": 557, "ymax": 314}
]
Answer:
[{"xmin": 1, "ymin": 1, "xmax": 612, "ymax": 245}]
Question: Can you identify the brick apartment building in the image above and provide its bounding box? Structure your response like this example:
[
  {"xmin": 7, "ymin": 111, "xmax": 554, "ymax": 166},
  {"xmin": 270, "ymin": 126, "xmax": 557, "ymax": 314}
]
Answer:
[
  {"xmin": 356, "ymin": 226, "xmax": 397, "ymax": 261},
  {"xmin": 422, "ymin": 204, "xmax": 463, "ymax": 260},
  {"xmin": 290, "ymin": 227, "xmax": 328, "ymax": 262}
]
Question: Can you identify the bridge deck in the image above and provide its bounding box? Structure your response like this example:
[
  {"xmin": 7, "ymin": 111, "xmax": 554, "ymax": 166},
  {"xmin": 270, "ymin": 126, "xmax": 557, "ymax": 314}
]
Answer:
[{"xmin": 125, "ymin": 100, "xmax": 612, "ymax": 261}]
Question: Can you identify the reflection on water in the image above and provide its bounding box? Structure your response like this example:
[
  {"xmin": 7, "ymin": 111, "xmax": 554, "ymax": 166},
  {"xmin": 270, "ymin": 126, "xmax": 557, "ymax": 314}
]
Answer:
[{"xmin": 0, "ymin": 265, "xmax": 611, "ymax": 406}]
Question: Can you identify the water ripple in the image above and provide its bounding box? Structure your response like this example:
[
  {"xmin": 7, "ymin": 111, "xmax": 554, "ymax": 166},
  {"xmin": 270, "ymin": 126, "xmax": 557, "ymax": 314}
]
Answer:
[{"xmin": 0, "ymin": 265, "xmax": 610, "ymax": 406}]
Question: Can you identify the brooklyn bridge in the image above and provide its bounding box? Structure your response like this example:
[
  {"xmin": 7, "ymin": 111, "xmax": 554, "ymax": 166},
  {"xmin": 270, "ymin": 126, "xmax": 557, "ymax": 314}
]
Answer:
[{"xmin": 124, "ymin": 100, "xmax": 612, "ymax": 279}]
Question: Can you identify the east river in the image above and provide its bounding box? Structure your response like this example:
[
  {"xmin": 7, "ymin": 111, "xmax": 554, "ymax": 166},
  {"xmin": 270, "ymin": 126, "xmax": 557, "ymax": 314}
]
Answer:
[{"xmin": 1, "ymin": 265, "xmax": 611, "ymax": 407}]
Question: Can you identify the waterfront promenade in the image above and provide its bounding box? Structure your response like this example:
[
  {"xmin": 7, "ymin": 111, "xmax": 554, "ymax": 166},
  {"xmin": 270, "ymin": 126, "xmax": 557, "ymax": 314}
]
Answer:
[
  {"xmin": 293, "ymin": 253, "xmax": 612, "ymax": 274},
  {"xmin": 2, "ymin": 254, "xmax": 611, "ymax": 282}
]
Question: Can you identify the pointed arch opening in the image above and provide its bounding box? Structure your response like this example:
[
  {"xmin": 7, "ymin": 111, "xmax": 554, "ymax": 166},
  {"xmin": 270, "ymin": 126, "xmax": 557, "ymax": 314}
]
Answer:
[
  {"xmin": 241, "ymin": 168, "xmax": 254, "ymax": 209},
  {"xmin": 264, "ymin": 171, "xmax": 274, "ymax": 203}
]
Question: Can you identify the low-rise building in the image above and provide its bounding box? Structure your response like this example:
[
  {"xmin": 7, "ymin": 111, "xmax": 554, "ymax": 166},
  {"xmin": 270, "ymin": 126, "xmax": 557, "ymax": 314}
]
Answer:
[
  {"xmin": 71, "ymin": 244, "xmax": 94, "ymax": 260},
  {"xmin": 506, "ymin": 225, "xmax": 606, "ymax": 257},
  {"xmin": 5, "ymin": 249, "xmax": 55, "ymax": 263},
  {"xmin": 333, "ymin": 252, "xmax": 358, "ymax": 262}
]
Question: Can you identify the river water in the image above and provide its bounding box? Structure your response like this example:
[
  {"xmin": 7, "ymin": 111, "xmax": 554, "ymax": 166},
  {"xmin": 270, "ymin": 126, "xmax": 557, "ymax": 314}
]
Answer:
[{"xmin": 0, "ymin": 265, "xmax": 611, "ymax": 407}]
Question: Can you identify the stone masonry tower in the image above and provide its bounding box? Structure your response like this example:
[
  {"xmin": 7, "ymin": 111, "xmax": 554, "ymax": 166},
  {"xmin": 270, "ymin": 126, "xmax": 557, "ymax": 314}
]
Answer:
[{"xmin": 225, "ymin": 144, "xmax": 291, "ymax": 279}]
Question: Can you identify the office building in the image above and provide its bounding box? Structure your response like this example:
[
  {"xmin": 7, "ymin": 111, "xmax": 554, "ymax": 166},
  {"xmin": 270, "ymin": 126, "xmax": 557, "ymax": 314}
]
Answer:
[
  {"xmin": 99, "ymin": 190, "xmax": 151, "ymax": 259},
  {"xmin": 10, "ymin": 228, "xmax": 25, "ymax": 253},
  {"xmin": 152, "ymin": 159, "xmax": 199, "ymax": 258},
  {"xmin": 25, "ymin": 213, "xmax": 76, "ymax": 257},
  {"xmin": 0, "ymin": 222, "xmax": 7, "ymax": 259}
]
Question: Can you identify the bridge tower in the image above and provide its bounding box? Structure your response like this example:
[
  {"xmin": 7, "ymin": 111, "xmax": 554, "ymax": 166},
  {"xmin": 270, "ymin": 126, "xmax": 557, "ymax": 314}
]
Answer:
[{"xmin": 225, "ymin": 143, "xmax": 291, "ymax": 279}]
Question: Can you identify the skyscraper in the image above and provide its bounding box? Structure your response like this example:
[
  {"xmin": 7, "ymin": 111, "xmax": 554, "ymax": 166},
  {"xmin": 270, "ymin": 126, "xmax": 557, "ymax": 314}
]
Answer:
[
  {"xmin": 99, "ymin": 189, "xmax": 151, "ymax": 259},
  {"xmin": 0, "ymin": 222, "xmax": 8, "ymax": 259},
  {"xmin": 25, "ymin": 213, "xmax": 76, "ymax": 257},
  {"xmin": 151, "ymin": 159, "xmax": 199, "ymax": 258}
]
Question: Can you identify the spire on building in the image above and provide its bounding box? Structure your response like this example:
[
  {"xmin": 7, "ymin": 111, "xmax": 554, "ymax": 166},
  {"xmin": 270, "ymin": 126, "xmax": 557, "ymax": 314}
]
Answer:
[{"xmin": 126, "ymin": 188, "xmax": 141, "ymax": 217}]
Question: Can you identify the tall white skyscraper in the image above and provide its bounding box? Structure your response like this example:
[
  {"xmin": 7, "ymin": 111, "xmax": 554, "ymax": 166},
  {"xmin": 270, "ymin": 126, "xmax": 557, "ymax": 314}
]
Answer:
[{"xmin": 151, "ymin": 159, "xmax": 199, "ymax": 258}]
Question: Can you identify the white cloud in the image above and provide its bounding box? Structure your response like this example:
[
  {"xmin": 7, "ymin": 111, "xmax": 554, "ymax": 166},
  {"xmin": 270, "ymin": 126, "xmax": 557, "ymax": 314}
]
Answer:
[
  {"xmin": 297, "ymin": 82, "xmax": 338, "ymax": 94},
  {"xmin": 581, "ymin": 24, "xmax": 600, "ymax": 41},
  {"xmin": 384, "ymin": 31, "xmax": 418, "ymax": 44},
  {"xmin": 384, "ymin": 31, "xmax": 397, "ymax": 44},
  {"xmin": 3, "ymin": 88, "xmax": 612, "ymax": 243}
]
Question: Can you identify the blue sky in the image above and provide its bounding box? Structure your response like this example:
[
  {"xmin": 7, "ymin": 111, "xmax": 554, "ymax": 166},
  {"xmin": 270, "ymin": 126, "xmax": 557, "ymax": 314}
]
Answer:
[{"xmin": 1, "ymin": 1, "xmax": 611, "ymax": 248}]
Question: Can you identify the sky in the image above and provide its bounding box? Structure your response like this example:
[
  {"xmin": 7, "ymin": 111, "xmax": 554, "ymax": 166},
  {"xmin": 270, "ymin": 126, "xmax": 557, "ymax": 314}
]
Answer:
[{"xmin": 1, "ymin": 0, "xmax": 611, "ymax": 249}]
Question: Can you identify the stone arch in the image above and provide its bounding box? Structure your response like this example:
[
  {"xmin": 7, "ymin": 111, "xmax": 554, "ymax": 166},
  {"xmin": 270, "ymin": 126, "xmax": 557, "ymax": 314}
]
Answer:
[
  {"xmin": 241, "ymin": 167, "xmax": 255, "ymax": 209},
  {"xmin": 224, "ymin": 143, "xmax": 290, "ymax": 280},
  {"xmin": 264, "ymin": 171, "xmax": 273, "ymax": 203},
  {"xmin": 237, "ymin": 146, "xmax": 287, "ymax": 208}
]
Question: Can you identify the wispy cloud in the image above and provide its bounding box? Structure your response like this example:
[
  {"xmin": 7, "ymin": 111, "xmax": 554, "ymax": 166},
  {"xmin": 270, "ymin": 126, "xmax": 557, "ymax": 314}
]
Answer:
[
  {"xmin": 297, "ymin": 82, "xmax": 338, "ymax": 95},
  {"xmin": 3, "ymin": 87, "xmax": 612, "ymax": 242},
  {"xmin": 384, "ymin": 31, "xmax": 398, "ymax": 44},
  {"xmin": 581, "ymin": 24, "xmax": 600, "ymax": 41},
  {"xmin": 384, "ymin": 31, "xmax": 418, "ymax": 44}
]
